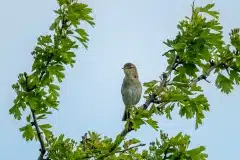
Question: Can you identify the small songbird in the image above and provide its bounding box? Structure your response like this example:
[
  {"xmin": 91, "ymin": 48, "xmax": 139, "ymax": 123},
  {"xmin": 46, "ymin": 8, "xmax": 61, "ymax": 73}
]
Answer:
[{"xmin": 121, "ymin": 63, "xmax": 142, "ymax": 121}]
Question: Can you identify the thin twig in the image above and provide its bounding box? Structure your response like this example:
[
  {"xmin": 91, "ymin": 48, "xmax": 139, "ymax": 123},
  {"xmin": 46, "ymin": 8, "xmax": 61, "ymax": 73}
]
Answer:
[
  {"xmin": 81, "ymin": 133, "xmax": 88, "ymax": 151},
  {"xmin": 81, "ymin": 144, "xmax": 145, "ymax": 159},
  {"xmin": 31, "ymin": 110, "xmax": 46, "ymax": 160},
  {"xmin": 191, "ymin": 65, "xmax": 215, "ymax": 85},
  {"xmin": 115, "ymin": 143, "xmax": 146, "ymax": 154},
  {"xmin": 190, "ymin": 56, "xmax": 234, "ymax": 85},
  {"xmin": 23, "ymin": 73, "xmax": 46, "ymax": 160},
  {"xmin": 163, "ymin": 146, "xmax": 170, "ymax": 160},
  {"xmin": 143, "ymin": 55, "xmax": 179, "ymax": 109}
]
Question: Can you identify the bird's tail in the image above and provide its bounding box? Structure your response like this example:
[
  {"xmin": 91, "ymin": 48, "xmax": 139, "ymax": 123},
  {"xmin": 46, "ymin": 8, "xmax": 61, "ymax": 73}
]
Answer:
[{"xmin": 122, "ymin": 108, "xmax": 129, "ymax": 121}]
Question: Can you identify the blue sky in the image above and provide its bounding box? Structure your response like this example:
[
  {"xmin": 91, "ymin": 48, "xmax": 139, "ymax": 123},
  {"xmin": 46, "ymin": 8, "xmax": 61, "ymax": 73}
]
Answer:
[{"xmin": 0, "ymin": 0, "xmax": 240, "ymax": 159}]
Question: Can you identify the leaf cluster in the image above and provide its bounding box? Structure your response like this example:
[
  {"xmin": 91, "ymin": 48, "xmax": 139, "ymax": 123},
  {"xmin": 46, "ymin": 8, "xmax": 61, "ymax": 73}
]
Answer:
[
  {"xmin": 10, "ymin": 0, "xmax": 94, "ymax": 147},
  {"xmin": 143, "ymin": 3, "xmax": 240, "ymax": 129}
]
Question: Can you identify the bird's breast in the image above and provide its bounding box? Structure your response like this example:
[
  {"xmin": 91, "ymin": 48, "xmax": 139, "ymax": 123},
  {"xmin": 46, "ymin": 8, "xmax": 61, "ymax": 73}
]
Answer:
[{"xmin": 121, "ymin": 78, "xmax": 142, "ymax": 106}]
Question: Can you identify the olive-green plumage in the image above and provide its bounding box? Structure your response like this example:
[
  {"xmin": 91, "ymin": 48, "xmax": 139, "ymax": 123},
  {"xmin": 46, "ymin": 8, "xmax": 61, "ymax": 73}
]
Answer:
[{"xmin": 121, "ymin": 63, "xmax": 142, "ymax": 121}]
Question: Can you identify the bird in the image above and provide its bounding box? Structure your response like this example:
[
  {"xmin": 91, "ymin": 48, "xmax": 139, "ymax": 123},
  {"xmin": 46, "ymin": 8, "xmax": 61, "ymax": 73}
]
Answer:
[{"xmin": 121, "ymin": 63, "xmax": 142, "ymax": 121}]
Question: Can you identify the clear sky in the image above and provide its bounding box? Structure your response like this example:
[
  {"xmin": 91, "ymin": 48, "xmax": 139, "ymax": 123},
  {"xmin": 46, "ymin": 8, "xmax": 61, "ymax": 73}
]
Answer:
[{"xmin": 0, "ymin": 0, "xmax": 240, "ymax": 159}]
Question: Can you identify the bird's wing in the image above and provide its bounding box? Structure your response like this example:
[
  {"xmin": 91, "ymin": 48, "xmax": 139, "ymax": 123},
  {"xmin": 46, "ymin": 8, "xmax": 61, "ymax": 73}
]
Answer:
[{"xmin": 121, "ymin": 79, "xmax": 133, "ymax": 106}]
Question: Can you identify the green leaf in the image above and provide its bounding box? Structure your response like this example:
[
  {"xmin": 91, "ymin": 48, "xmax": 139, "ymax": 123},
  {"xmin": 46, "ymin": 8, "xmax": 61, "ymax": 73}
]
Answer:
[
  {"xmin": 230, "ymin": 70, "xmax": 240, "ymax": 85},
  {"xmin": 39, "ymin": 124, "xmax": 52, "ymax": 129},
  {"xmin": 191, "ymin": 84, "xmax": 203, "ymax": 92},
  {"xmin": 236, "ymin": 56, "xmax": 240, "ymax": 67},
  {"xmin": 26, "ymin": 114, "xmax": 31, "ymax": 122},
  {"xmin": 210, "ymin": 24, "xmax": 223, "ymax": 31},
  {"xmin": 199, "ymin": 4, "xmax": 219, "ymax": 18},
  {"xmin": 132, "ymin": 118, "xmax": 145, "ymax": 130},
  {"xmin": 40, "ymin": 124, "xmax": 53, "ymax": 138},
  {"xmin": 201, "ymin": 4, "xmax": 215, "ymax": 11},
  {"xmin": 75, "ymin": 28, "xmax": 89, "ymax": 38},
  {"xmin": 143, "ymin": 80, "xmax": 158, "ymax": 87},
  {"xmin": 146, "ymin": 118, "xmax": 158, "ymax": 131},
  {"xmin": 36, "ymin": 114, "xmax": 47, "ymax": 120},
  {"xmin": 123, "ymin": 138, "xmax": 141, "ymax": 150},
  {"xmin": 173, "ymin": 43, "xmax": 185, "ymax": 50},
  {"xmin": 37, "ymin": 35, "xmax": 52, "ymax": 45},
  {"xmin": 215, "ymin": 73, "xmax": 233, "ymax": 94},
  {"xmin": 171, "ymin": 82, "xmax": 189, "ymax": 88},
  {"xmin": 50, "ymin": 22, "xmax": 57, "ymax": 31},
  {"xmin": 57, "ymin": 0, "xmax": 67, "ymax": 6},
  {"xmin": 183, "ymin": 63, "xmax": 198, "ymax": 77},
  {"xmin": 169, "ymin": 94, "xmax": 189, "ymax": 101},
  {"xmin": 165, "ymin": 104, "xmax": 175, "ymax": 120},
  {"xmin": 50, "ymin": 16, "xmax": 62, "ymax": 31},
  {"xmin": 173, "ymin": 73, "xmax": 188, "ymax": 83},
  {"xmin": 9, "ymin": 105, "xmax": 22, "ymax": 120},
  {"xmin": 187, "ymin": 146, "xmax": 206, "ymax": 156},
  {"xmin": 58, "ymin": 134, "xmax": 65, "ymax": 142},
  {"xmin": 28, "ymin": 98, "xmax": 38, "ymax": 110},
  {"xmin": 41, "ymin": 72, "xmax": 51, "ymax": 86},
  {"xmin": 49, "ymin": 84, "xmax": 60, "ymax": 90},
  {"xmin": 130, "ymin": 138, "xmax": 141, "ymax": 144},
  {"xmin": 19, "ymin": 124, "xmax": 35, "ymax": 141},
  {"xmin": 74, "ymin": 36, "xmax": 88, "ymax": 49},
  {"xmin": 206, "ymin": 11, "xmax": 219, "ymax": 19},
  {"xmin": 48, "ymin": 65, "xmax": 65, "ymax": 82}
]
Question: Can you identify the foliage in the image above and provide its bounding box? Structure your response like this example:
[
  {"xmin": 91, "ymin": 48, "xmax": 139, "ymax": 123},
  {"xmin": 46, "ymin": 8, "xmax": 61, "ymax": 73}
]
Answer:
[
  {"xmin": 9, "ymin": 1, "xmax": 240, "ymax": 160},
  {"xmin": 10, "ymin": 0, "xmax": 94, "ymax": 142},
  {"xmin": 142, "ymin": 131, "xmax": 207, "ymax": 160}
]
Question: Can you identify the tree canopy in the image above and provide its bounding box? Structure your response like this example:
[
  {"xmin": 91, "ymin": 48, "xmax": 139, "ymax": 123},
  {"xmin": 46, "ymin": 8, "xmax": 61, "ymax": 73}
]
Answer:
[{"xmin": 9, "ymin": 0, "xmax": 240, "ymax": 159}]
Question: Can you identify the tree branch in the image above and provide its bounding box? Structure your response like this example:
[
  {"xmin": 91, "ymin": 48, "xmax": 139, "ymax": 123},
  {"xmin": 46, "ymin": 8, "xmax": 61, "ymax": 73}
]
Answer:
[
  {"xmin": 24, "ymin": 73, "xmax": 46, "ymax": 160},
  {"xmin": 31, "ymin": 110, "xmax": 46, "ymax": 160},
  {"xmin": 191, "ymin": 65, "xmax": 215, "ymax": 85},
  {"xmin": 190, "ymin": 56, "xmax": 234, "ymax": 86},
  {"xmin": 30, "ymin": 16, "xmax": 67, "ymax": 91},
  {"xmin": 163, "ymin": 146, "xmax": 170, "ymax": 160},
  {"xmin": 144, "ymin": 55, "xmax": 179, "ymax": 109},
  {"xmin": 23, "ymin": 16, "xmax": 68, "ymax": 160}
]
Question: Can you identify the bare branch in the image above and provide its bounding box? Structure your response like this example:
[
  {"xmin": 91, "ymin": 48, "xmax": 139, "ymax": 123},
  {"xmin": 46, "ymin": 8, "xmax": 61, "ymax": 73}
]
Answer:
[{"xmin": 31, "ymin": 110, "xmax": 46, "ymax": 160}]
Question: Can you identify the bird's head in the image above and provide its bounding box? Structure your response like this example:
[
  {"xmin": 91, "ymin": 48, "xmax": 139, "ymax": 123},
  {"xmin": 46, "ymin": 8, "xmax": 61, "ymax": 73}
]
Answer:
[{"xmin": 122, "ymin": 63, "xmax": 138, "ymax": 78}]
